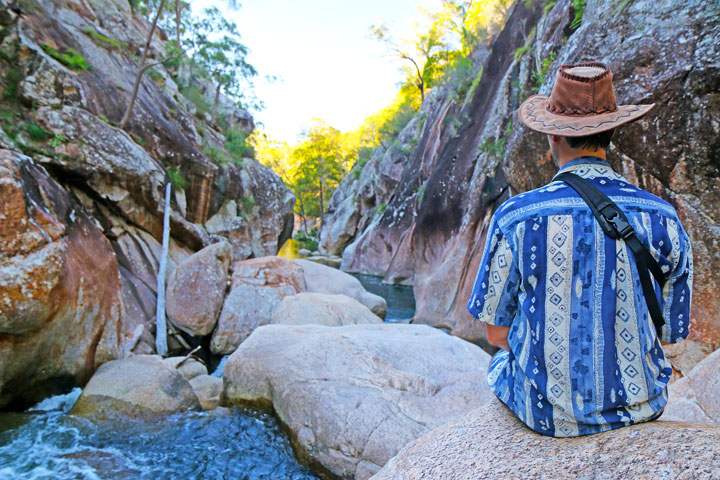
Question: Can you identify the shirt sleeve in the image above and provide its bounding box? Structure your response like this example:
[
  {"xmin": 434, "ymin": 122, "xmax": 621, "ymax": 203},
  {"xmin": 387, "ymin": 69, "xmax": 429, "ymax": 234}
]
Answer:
[
  {"xmin": 466, "ymin": 215, "xmax": 520, "ymax": 327},
  {"xmin": 660, "ymin": 219, "xmax": 693, "ymax": 343}
]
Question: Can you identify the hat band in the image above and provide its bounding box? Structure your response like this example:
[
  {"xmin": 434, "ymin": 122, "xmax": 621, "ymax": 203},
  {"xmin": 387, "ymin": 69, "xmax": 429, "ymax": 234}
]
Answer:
[{"xmin": 546, "ymin": 103, "xmax": 618, "ymax": 116}]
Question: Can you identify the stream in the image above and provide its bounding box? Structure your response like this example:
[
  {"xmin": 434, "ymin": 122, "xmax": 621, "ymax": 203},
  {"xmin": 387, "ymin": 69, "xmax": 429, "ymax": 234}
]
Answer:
[{"xmin": 0, "ymin": 250, "xmax": 416, "ymax": 479}]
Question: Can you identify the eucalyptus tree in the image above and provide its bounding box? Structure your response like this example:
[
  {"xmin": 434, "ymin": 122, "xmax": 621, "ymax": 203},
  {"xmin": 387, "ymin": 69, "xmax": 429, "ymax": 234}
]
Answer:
[{"xmin": 185, "ymin": 7, "xmax": 257, "ymax": 124}]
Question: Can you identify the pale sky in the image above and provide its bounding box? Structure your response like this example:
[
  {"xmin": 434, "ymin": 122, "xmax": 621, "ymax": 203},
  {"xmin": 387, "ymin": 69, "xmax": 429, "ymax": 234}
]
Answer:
[{"xmin": 192, "ymin": 0, "xmax": 436, "ymax": 145}]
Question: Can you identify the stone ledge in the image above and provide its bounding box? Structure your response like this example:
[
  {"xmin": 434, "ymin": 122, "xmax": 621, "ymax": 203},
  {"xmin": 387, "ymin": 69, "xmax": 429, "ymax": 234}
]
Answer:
[{"xmin": 372, "ymin": 397, "xmax": 720, "ymax": 480}]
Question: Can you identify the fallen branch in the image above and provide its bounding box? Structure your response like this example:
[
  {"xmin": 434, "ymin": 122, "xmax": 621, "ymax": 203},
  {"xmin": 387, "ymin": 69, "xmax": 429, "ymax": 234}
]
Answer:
[{"xmin": 175, "ymin": 345, "xmax": 202, "ymax": 369}]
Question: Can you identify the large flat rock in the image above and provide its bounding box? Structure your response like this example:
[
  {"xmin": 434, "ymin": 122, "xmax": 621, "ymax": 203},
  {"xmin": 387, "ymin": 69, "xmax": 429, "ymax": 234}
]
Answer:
[
  {"xmin": 222, "ymin": 323, "xmax": 492, "ymax": 480},
  {"xmin": 373, "ymin": 396, "xmax": 720, "ymax": 480}
]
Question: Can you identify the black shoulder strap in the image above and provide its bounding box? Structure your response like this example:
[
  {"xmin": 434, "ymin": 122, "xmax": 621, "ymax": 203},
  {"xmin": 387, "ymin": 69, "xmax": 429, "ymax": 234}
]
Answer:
[{"xmin": 554, "ymin": 172, "xmax": 666, "ymax": 336}]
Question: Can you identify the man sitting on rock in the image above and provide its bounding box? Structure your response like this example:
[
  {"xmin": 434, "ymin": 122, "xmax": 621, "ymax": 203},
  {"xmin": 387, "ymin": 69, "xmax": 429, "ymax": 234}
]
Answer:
[{"xmin": 466, "ymin": 62, "xmax": 693, "ymax": 437}]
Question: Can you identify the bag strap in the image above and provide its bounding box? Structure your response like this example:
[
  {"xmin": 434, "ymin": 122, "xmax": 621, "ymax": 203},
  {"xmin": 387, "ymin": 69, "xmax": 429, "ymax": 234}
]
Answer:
[{"xmin": 554, "ymin": 172, "xmax": 666, "ymax": 336}]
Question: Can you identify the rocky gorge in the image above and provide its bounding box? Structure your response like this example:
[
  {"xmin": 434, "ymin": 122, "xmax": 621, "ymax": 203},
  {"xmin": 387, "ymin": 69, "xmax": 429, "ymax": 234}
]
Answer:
[
  {"xmin": 1, "ymin": 0, "xmax": 719, "ymax": 479},
  {"xmin": 321, "ymin": 0, "xmax": 720, "ymax": 375}
]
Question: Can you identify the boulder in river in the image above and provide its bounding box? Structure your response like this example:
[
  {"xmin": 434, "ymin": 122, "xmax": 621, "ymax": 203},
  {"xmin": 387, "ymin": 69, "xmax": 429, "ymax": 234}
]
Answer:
[
  {"xmin": 294, "ymin": 259, "xmax": 387, "ymax": 319},
  {"xmin": 70, "ymin": 355, "xmax": 201, "ymax": 418},
  {"xmin": 162, "ymin": 356, "xmax": 208, "ymax": 381},
  {"xmin": 166, "ymin": 241, "xmax": 232, "ymax": 337},
  {"xmin": 189, "ymin": 374, "xmax": 223, "ymax": 411},
  {"xmin": 372, "ymin": 396, "xmax": 720, "ymax": 480},
  {"xmin": 222, "ymin": 323, "xmax": 492, "ymax": 480},
  {"xmin": 270, "ymin": 292, "xmax": 383, "ymax": 326},
  {"xmin": 210, "ymin": 256, "xmax": 306, "ymax": 354},
  {"xmin": 662, "ymin": 348, "xmax": 720, "ymax": 423}
]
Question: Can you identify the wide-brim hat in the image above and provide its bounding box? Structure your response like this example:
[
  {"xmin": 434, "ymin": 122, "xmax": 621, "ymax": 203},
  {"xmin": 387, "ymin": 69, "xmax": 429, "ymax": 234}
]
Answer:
[{"xmin": 518, "ymin": 62, "xmax": 655, "ymax": 137}]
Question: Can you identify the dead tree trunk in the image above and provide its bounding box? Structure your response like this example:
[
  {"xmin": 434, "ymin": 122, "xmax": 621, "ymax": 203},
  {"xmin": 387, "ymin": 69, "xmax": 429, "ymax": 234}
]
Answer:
[{"xmin": 155, "ymin": 182, "xmax": 172, "ymax": 356}]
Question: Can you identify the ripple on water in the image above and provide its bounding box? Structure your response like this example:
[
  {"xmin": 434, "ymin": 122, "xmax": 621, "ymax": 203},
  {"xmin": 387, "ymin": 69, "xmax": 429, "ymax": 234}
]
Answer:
[{"xmin": 0, "ymin": 389, "xmax": 318, "ymax": 480}]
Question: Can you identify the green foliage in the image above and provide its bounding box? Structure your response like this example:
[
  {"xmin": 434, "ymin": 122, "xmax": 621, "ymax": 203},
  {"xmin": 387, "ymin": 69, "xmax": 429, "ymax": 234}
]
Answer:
[
  {"xmin": 2, "ymin": 66, "xmax": 23, "ymax": 101},
  {"xmin": 133, "ymin": 134, "xmax": 147, "ymax": 147},
  {"xmin": 240, "ymin": 195, "xmax": 256, "ymax": 212},
  {"xmin": 203, "ymin": 144, "xmax": 228, "ymax": 165},
  {"xmin": 225, "ymin": 128, "xmax": 255, "ymax": 159},
  {"xmin": 98, "ymin": 114, "xmax": 109, "ymax": 123},
  {"xmin": 378, "ymin": 202, "xmax": 388, "ymax": 214},
  {"xmin": 292, "ymin": 230, "xmax": 318, "ymax": 252},
  {"xmin": 166, "ymin": 167, "xmax": 187, "ymax": 191},
  {"xmin": 40, "ymin": 44, "xmax": 89, "ymax": 71},
  {"xmin": 417, "ymin": 183, "xmax": 427, "ymax": 206},
  {"xmin": 179, "ymin": 84, "xmax": 211, "ymax": 116},
  {"xmin": 544, "ymin": 0, "xmax": 557, "ymax": 14},
  {"xmin": 513, "ymin": 45, "xmax": 530, "ymax": 61},
  {"xmin": 49, "ymin": 133, "xmax": 68, "ymax": 147},
  {"xmin": 83, "ymin": 27, "xmax": 122, "ymax": 49},
  {"xmin": 163, "ymin": 40, "xmax": 184, "ymax": 70},
  {"xmin": 147, "ymin": 68, "xmax": 164, "ymax": 83},
  {"xmin": 24, "ymin": 122, "xmax": 53, "ymax": 142},
  {"xmin": 478, "ymin": 136, "xmax": 507, "ymax": 158},
  {"xmin": 570, "ymin": 0, "xmax": 586, "ymax": 30},
  {"xmin": 532, "ymin": 51, "xmax": 557, "ymax": 93},
  {"xmin": 185, "ymin": 7, "xmax": 258, "ymax": 117}
]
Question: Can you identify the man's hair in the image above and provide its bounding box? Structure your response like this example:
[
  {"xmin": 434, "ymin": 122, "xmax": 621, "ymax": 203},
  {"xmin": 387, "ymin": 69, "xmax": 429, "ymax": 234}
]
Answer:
[{"xmin": 566, "ymin": 128, "xmax": 615, "ymax": 151}]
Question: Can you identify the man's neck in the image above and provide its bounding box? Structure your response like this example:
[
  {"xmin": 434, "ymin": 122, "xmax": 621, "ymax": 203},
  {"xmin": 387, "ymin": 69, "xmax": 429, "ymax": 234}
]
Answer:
[{"xmin": 556, "ymin": 148, "xmax": 606, "ymax": 169}]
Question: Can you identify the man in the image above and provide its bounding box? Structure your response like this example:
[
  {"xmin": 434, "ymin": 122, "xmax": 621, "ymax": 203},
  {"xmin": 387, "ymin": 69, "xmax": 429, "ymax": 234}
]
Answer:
[{"xmin": 466, "ymin": 62, "xmax": 693, "ymax": 437}]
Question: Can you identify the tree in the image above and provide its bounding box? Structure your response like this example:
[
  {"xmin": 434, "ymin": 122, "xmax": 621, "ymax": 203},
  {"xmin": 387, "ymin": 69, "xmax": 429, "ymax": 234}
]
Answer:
[
  {"xmin": 120, "ymin": 0, "xmax": 180, "ymax": 129},
  {"xmin": 185, "ymin": 7, "xmax": 257, "ymax": 124},
  {"xmin": 290, "ymin": 121, "xmax": 346, "ymax": 227},
  {"xmin": 369, "ymin": 23, "xmax": 447, "ymax": 102}
]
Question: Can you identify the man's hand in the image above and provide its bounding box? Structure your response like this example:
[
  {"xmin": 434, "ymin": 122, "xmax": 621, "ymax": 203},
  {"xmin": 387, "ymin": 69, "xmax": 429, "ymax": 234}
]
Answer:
[{"xmin": 486, "ymin": 324, "xmax": 510, "ymax": 351}]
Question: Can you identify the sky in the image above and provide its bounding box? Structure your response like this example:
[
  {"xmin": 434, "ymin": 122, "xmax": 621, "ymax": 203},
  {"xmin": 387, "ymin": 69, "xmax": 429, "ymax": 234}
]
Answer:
[{"xmin": 192, "ymin": 0, "xmax": 437, "ymax": 145}]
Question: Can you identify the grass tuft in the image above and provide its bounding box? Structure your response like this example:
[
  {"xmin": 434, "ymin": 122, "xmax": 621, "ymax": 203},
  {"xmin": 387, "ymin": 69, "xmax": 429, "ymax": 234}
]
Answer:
[{"xmin": 41, "ymin": 44, "xmax": 90, "ymax": 71}]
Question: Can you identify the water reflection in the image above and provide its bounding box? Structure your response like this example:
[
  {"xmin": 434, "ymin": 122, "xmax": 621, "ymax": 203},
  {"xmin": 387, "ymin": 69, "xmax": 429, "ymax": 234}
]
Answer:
[{"xmin": 350, "ymin": 273, "xmax": 415, "ymax": 323}]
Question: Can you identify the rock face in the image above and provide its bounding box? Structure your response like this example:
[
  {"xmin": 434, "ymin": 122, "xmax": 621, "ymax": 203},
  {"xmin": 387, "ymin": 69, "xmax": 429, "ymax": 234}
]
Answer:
[
  {"xmin": 222, "ymin": 323, "xmax": 493, "ymax": 480},
  {"xmin": 70, "ymin": 355, "xmax": 201, "ymax": 418},
  {"xmin": 373, "ymin": 397, "xmax": 720, "ymax": 480},
  {"xmin": 0, "ymin": 150, "xmax": 127, "ymax": 409},
  {"xmin": 662, "ymin": 348, "xmax": 720, "ymax": 423},
  {"xmin": 270, "ymin": 292, "xmax": 383, "ymax": 326},
  {"xmin": 294, "ymin": 259, "xmax": 387, "ymax": 319},
  {"xmin": 320, "ymin": 0, "xmax": 720, "ymax": 367},
  {"xmin": 210, "ymin": 256, "xmax": 306, "ymax": 354},
  {"xmin": 166, "ymin": 241, "xmax": 231, "ymax": 337},
  {"xmin": 0, "ymin": 0, "xmax": 295, "ymax": 406}
]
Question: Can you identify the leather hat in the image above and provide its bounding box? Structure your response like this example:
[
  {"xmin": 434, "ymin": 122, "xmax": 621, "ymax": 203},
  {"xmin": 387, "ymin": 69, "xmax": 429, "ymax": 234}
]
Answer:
[{"xmin": 518, "ymin": 62, "xmax": 655, "ymax": 137}]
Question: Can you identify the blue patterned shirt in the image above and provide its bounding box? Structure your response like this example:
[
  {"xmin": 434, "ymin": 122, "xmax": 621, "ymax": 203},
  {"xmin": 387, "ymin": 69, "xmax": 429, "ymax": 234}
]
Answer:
[{"xmin": 467, "ymin": 156, "xmax": 693, "ymax": 437}]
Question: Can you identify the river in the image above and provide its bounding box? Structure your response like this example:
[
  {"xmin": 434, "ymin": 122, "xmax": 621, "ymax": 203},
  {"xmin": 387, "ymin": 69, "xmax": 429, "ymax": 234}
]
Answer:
[{"xmin": 0, "ymin": 247, "xmax": 416, "ymax": 479}]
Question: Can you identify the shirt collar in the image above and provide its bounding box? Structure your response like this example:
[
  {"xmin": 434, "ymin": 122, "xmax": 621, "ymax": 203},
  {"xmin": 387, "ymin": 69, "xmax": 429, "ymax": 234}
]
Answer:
[{"xmin": 557, "ymin": 155, "xmax": 612, "ymax": 174}]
